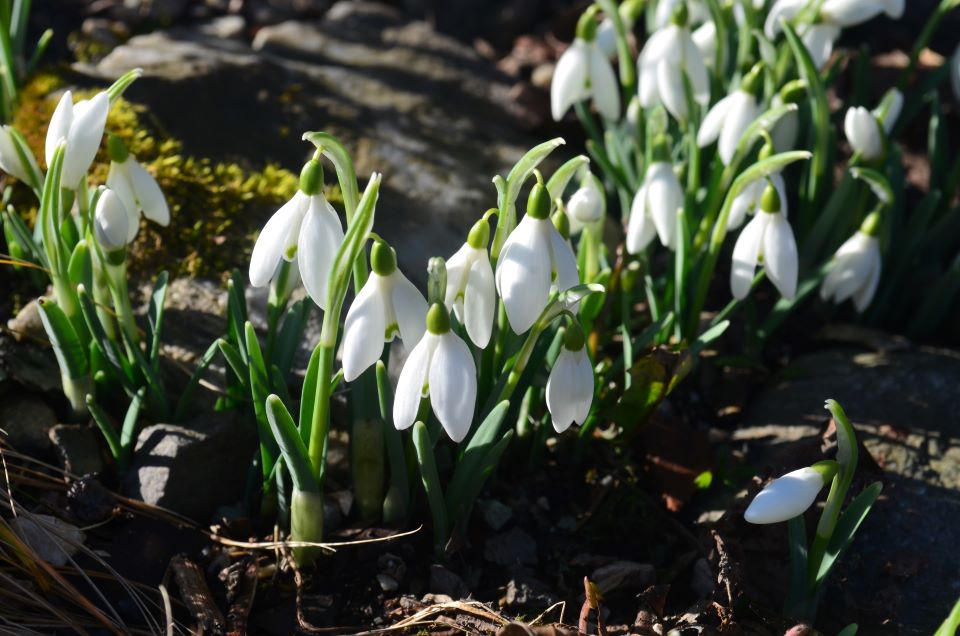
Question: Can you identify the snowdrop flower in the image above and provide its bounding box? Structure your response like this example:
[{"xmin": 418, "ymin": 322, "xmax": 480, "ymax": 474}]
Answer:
[
  {"xmin": 551, "ymin": 8, "xmax": 620, "ymax": 121},
  {"xmin": 698, "ymin": 64, "xmax": 764, "ymax": 165},
  {"xmin": 393, "ymin": 304, "xmax": 477, "ymax": 442},
  {"xmin": 626, "ymin": 137, "xmax": 683, "ymax": 252},
  {"xmin": 496, "ymin": 183, "xmax": 579, "ymax": 334},
  {"xmin": 105, "ymin": 135, "xmax": 169, "ymax": 243},
  {"xmin": 248, "ymin": 158, "xmax": 344, "ymax": 310},
  {"xmin": 820, "ymin": 0, "xmax": 904, "ymax": 27},
  {"xmin": 692, "ymin": 21, "xmax": 718, "ymax": 68},
  {"xmin": 820, "ymin": 212, "xmax": 882, "ymax": 312},
  {"xmin": 0, "ymin": 125, "xmax": 36, "ymax": 184},
  {"xmin": 546, "ymin": 323, "xmax": 594, "ymax": 433},
  {"xmin": 744, "ymin": 461, "xmax": 838, "ymax": 524},
  {"xmin": 637, "ymin": 3, "xmax": 709, "ymax": 121},
  {"xmin": 731, "ymin": 181, "xmax": 798, "ymax": 300},
  {"xmin": 565, "ymin": 173, "xmax": 604, "ymax": 234},
  {"xmin": 342, "ymin": 240, "xmax": 428, "ymax": 382},
  {"xmin": 93, "ymin": 188, "xmax": 130, "ymax": 254},
  {"xmin": 654, "ymin": 0, "xmax": 709, "ymax": 28},
  {"xmin": 595, "ymin": 0, "xmax": 645, "ymax": 58},
  {"xmin": 843, "ymin": 90, "xmax": 901, "ymax": 164},
  {"xmin": 727, "ymin": 148, "xmax": 788, "ymax": 231},
  {"xmin": 45, "ymin": 90, "xmax": 109, "ymax": 189},
  {"xmin": 444, "ymin": 218, "xmax": 495, "ymax": 348}
]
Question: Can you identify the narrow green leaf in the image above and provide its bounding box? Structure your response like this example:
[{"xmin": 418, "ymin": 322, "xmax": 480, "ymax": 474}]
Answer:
[
  {"xmin": 273, "ymin": 298, "xmax": 310, "ymax": 378},
  {"xmin": 816, "ymin": 481, "xmax": 882, "ymax": 584},
  {"xmin": 245, "ymin": 321, "xmax": 278, "ymax": 477},
  {"xmin": 147, "ymin": 271, "xmax": 168, "ymax": 365},
  {"xmin": 174, "ymin": 339, "xmax": 220, "ymax": 420},
  {"xmin": 118, "ymin": 387, "xmax": 146, "ymax": 471},
  {"xmin": 934, "ymin": 595, "xmax": 960, "ymax": 636},
  {"xmin": 218, "ymin": 339, "xmax": 249, "ymax": 390},
  {"xmin": 299, "ymin": 344, "xmax": 322, "ymax": 445},
  {"xmin": 545, "ymin": 155, "xmax": 590, "ymax": 206},
  {"xmin": 412, "ymin": 421, "xmax": 449, "ymax": 553},
  {"xmin": 75, "ymin": 285, "xmax": 135, "ymax": 392},
  {"xmin": 445, "ymin": 401, "xmax": 510, "ymax": 517},
  {"xmin": 106, "ymin": 68, "xmax": 142, "ymax": 104},
  {"xmin": 837, "ymin": 624, "xmax": 858, "ymax": 636},
  {"xmin": 270, "ymin": 363, "xmax": 293, "ymax": 407},
  {"xmin": 377, "ymin": 360, "xmax": 408, "ymax": 523},
  {"xmin": 265, "ymin": 394, "xmax": 319, "ymax": 494},
  {"xmin": 850, "ymin": 167, "xmax": 894, "ymax": 207},
  {"xmin": 454, "ymin": 430, "xmax": 513, "ymax": 531},
  {"xmin": 37, "ymin": 297, "xmax": 88, "ymax": 379},
  {"xmin": 86, "ymin": 395, "xmax": 121, "ymax": 460},
  {"xmin": 67, "ymin": 241, "xmax": 93, "ymax": 300}
]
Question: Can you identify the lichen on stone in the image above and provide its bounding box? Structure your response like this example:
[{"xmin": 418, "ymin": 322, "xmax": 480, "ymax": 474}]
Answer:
[{"xmin": 9, "ymin": 72, "xmax": 343, "ymax": 280}]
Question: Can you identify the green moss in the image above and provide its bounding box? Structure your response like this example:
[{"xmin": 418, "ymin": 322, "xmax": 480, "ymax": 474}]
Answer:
[{"xmin": 11, "ymin": 73, "xmax": 343, "ymax": 280}]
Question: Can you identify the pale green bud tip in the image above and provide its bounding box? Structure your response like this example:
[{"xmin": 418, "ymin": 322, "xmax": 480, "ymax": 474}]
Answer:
[
  {"xmin": 758, "ymin": 141, "xmax": 775, "ymax": 161},
  {"xmin": 426, "ymin": 303, "xmax": 451, "ymax": 334},
  {"xmin": 576, "ymin": 5, "xmax": 600, "ymax": 41},
  {"xmin": 671, "ymin": 2, "xmax": 689, "ymax": 26},
  {"xmin": 299, "ymin": 159, "xmax": 323, "ymax": 195},
  {"xmin": 810, "ymin": 459, "xmax": 839, "ymax": 484},
  {"xmin": 528, "ymin": 183, "xmax": 551, "ymax": 220},
  {"xmin": 652, "ymin": 134, "xmax": 671, "ymax": 163},
  {"xmin": 779, "ymin": 79, "xmax": 807, "ymax": 104},
  {"xmin": 370, "ymin": 240, "xmax": 397, "ymax": 276},
  {"xmin": 107, "ymin": 134, "xmax": 129, "ymax": 163},
  {"xmin": 622, "ymin": 0, "xmax": 645, "ymax": 22},
  {"xmin": 427, "ymin": 256, "xmax": 447, "ymax": 305},
  {"xmin": 552, "ymin": 209, "xmax": 570, "ymax": 239},
  {"xmin": 740, "ymin": 63, "xmax": 764, "ymax": 97},
  {"xmin": 760, "ymin": 182, "xmax": 780, "ymax": 213},
  {"xmin": 563, "ymin": 323, "xmax": 586, "ymax": 351},
  {"xmin": 860, "ymin": 211, "xmax": 881, "ymax": 237},
  {"xmin": 467, "ymin": 218, "xmax": 490, "ymax": 249}
]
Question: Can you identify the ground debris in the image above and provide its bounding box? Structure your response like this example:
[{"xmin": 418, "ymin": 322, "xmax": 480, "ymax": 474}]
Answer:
[{"xmin": 167, "ymin": 553, "xmax": 226, "ymax": 635}]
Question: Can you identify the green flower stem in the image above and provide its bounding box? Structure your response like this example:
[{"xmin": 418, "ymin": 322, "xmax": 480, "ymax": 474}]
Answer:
[
  {"xmin": 105, "ymin": 259, "xmax": 139, "ymax": 349},
  {"xmin": 306, "ymin": 343, "xmax": 335, "ymax": 483},
  {"xmin": 265, "ymin": 258, "xmax": 294, "ymax": 362},
  {"xmin": 896, "ymin": 0, "xmax": 960, "ymax": 91}
]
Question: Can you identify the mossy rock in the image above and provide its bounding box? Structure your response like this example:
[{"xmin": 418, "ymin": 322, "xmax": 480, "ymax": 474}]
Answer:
[{"xmin": 9, "ymin": 71, "xmax": 342, "ymax": 280}]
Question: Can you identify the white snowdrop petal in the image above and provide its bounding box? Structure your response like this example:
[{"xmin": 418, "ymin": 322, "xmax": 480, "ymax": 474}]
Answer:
[
  {"xmin": 744, "ymin": 466, "xmax": 825, "ymax": 524},
  {"xmin": 764, "ymin": 0, "xmax": 805, "ymax": 39},
  {"xmin": 546, "ymin": 349, "xmax": 580, "ymax": 433},
  {"xmin": 718, "ymin": 92, "xmax": 759, "ymax": 165},
  {"xmin": 0, "ymin": 126, "xmax": 29, "ymax": 182},
  {"xmin": 657, "ymin": 60, "xmax": 688, "ymax": 121},
  {"xmin": 697, "ymin": 93, "xmax": 735, "ymax": 148},
  {"xmin": 390, "ymin": 271, "xmax": 429, "ymax": 347},
  {"xmin": 496, "ymin": 216, "xmax": 552, "ymax": 334},
  {"xmin": 342, "ymin": 277, "xmax": 388, "ymax": 382},
  {"xmin": 589, "ymin": 44, "xmax": 621, "ymax": 120},
  {"xmin": 884, "ymin": 0, "xmax": 904, "ymax": 19},
  {"xmin": 763, "ymin": 212, "xmax": 799, "ymax": 299},
  {"xmin": 463, "ymin": 254, "xmax": 495, "ymax": 348},
  {"xmin": 646, "ymin": 162, "xmax": 683, "ymax": 249},
  {"xmin": 249, "ymin": 195, "xmax": 304, "ymax": 287},
  {"xmin": 692, "ymin": 21, "xmax": 718, "ymax": 68},
  {"xmin": 567, "ymin": 186, "xmax": 603, "ymax": 224},
  {"xmin": 298, "ymin": 197, "xmax": 344, "ymax": 309},
  {"xmin": 572, "ymin": 348, "xmax": 595, "ymax": 425},
  {"xmin": 551, "ymin": 40, "xmax": 591, "ymax": 121},
  {"xmin": 730, "ymin": 213, "xmax": 767, "ymax": 299},
  {"xmin": 443, "ymin": 243, "xmax": 472, "ymax": 311},
  {"xmin": 107, "ymin": 162, "xmax": 141, "ymax": 243},
  {"xmin": 802, "ymin": 24, "xmax": 839, "ymax": 69},
  {"xmin": 637, "ymin": 58, "xmax": 661, "ymax": 108},
  {"xmin": 548, "ymin": 224, "xmax": 580, "ymax": 293},
  {"xmin": 429, "ymin": 333, "xmax": 477, "ymax": 443},
  {"xmin": 852, "ymin": 243, "xmax": 882, "ymax": 312},
  {"xmin": 94, "ymin": 189, "xmax": 131, "ymax": 251},
  {"xmin": 45, "ymin": 91, "xmax": 73, "ymax": 168},
  {"xmin": 821, "ymin": 0, "xmax": 885, "ymax": 27},
  {"xmin": 681, "ymin": 32, "xmax": 710, "ymax": 105},
  {"xmin": 128, "ymin": 159, "xmax": 170, "ymax": 226},
  {"xmin": 63, "ymin": 92, "xmax": 109, "ymax": 187},
  {"xmin": 626, "ymin": 184, "xmax": 657, "ymax": 254},
  {"xmin": 393, "ymin": 335, "xmax": 436, "ymax": 431}
]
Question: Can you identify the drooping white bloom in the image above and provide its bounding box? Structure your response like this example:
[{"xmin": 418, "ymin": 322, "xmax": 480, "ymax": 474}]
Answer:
[
  {"xmin": 654, "ymin": 0, "xmax": 709, "ymax": 28},
  {"xmin": 697, "ymin": 65, "xmax": 764, "ymax": 165},
  {"xmin": 637, "ymin": 6, "xmax": 709, "ymax": 121},
  {"xmin": 771, "ymin": 82, "xmax": 805, "ymax": 152},
  {"xmin": 744, "ymin": 466, "xmax": 829, "ymax": 524},
  {"xmin": 45, "ymin": 90, "xmax": 109, "ymax": 189},
  {"xmin": 248, "ymin": 159, "xmax": 344, "ymax": 310},
  {"xmin": 551, "ymin": 12, "xmax": 620, "ymax": 121},
  {"xmin": 565, "ymin": 174, "xmax": 604, "ymax": 235},
  {"xmin": 765, "ymin": 0, "xmax": 903, "ymax": 68},
  {"xmin": 0, "ymin": 125, "xmax": 36, "ymax": 184},
  {"xmin": 341, "ymin": 241, "xmax": 428, "ymax": 382},
  {"xmin": 94, "ymin": 188, "xmax": 130, "ymax": 253},
  {"xmin": 546, "ymin": 325, "xmax": 594, "ymax": 433},
  {"xmin": 820, "ymin": 0, "xmax": 904, "ymax": 26},
  {"xmin": 692, "ymin": 21, "xmax": 718, "ymax": 68},
  {"xmin": 843, "ymin": 106, "xmax": 884, "ymax": 161},
  {"xmin": 728, "ymin": 172, "xmax": 788, "ymax": 231},
  {"xmin": 105, "ymin": 136, "xmax": 169, "ymax": 243},
  {"xmin": 626, "ymin": 149, "xmax": 683, "ymax": 253},
  {"xmin": 820, "ymin": 219, "xmax": 882, "ymax": 312},
  {"xmin": 730, "ymin": 182, "xmax": 798, "ymax": 299},
  {"xmin": 393, "ymin": 304, "xmax": 477, "ymax": 443},
  {"xmin": 496, "ymin": 183, "xmax": 579, "ymax": 334},
  {"xmin": 445, "ymin": 219, "xmax": 495, "ymax": 348},
  {"xmin": 872, "ymin": 88, "xmax": 903, "ymax": 135}
]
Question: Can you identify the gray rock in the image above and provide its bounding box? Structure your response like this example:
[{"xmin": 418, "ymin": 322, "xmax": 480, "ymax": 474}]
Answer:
[
  {"xmin": 126, "ymin": 411, "xmax": 257, "ymax": 520},
  {"xmin": 737, "ymin": 345, "xmax": 960, "ymax": 635},
  {"xmin": 478, "ymin": 498, "xmax": 513, "ymax": 531},
  {"xmin": 10, "ymin": 514, "xmax": 85, "ymax": 567},
  {"xmin": 6, "ymin": 299, "xmax": 46, "ymax": 343},
  {"xmin": 49, "ymin": 424, "xmax": 106, "ymax": 476},
  {"xmin": 89, "ymin": 1, "xmax": 541, "ymax": 284},
  {"xmin": 590, "ymin": 560, "xmax": 655, "ymax": 595},
  {"xmin": 429, "ymin": 563, "xmax": 469, "ymax": 599},
  {"xmin": 197, "ymin": 15, "xmax": 246, "ymax": 40},
  {"xmin": 503, "ymin": 568, "xmax": 559, "ymax": 610},
  {"xmin": 0, "ymin": 334, "xmax": 61, "ymax": 394},
  {"xmin": 0, "ymin": 393, "xmax": 57, "ymax": 453},
  {"xmin": 484, "ymin": 526, "xmax": 538, "ymax": 566}
]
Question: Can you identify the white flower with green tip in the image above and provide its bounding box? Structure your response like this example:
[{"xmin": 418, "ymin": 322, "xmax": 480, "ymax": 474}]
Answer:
[
  {"xmin": 45, "ymin": 90, "xmax": 109, "ymax": 189},
  {"xmin": 105, "ymin": 135, "xmax": 170, "ymax": 243},
  {"xmin": 730, "ymin": 181, "xmax": 798, "ymax": 300},
  {"xmin": 551, "ymin": 9, "xmax": 621, "ymax": 121},
  {"xmin": 444, "ymin": 218, "xmax": 495, "ymax": 348},
  {"xmin": 745, "ymin": 461, "xmax": 838, "ymax": 524},
  {"xmin": 820, "ymin": 213, "xmax": 882, "ymax": 312},
  {"xmin": 546, "ymin": 324, "xmax": 594, "ymax": 433}
]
